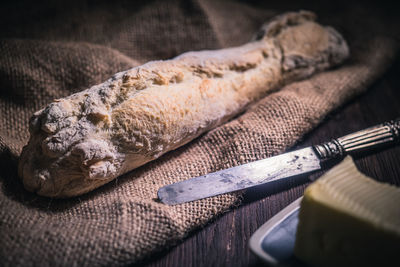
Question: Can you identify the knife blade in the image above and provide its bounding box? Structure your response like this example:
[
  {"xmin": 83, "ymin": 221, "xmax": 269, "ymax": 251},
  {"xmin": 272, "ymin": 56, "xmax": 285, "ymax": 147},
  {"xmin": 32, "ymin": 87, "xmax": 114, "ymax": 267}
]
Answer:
[{"xmin": 158, "ymin": 119, "xmax": 400, "ymax": 205}]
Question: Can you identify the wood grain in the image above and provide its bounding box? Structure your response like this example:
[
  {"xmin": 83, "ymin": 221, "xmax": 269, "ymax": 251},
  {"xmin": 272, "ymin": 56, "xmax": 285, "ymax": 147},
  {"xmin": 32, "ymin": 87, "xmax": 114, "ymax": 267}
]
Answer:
[{"xmin": 136, "ymin": 56, "xmax": 400, "ymax": 267}]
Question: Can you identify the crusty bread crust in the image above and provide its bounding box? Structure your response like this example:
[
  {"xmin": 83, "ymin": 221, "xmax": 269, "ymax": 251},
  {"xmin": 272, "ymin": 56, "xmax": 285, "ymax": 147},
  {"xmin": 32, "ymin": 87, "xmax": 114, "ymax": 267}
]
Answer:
[{"xmin": 18, "ymin": 11, "xmax": 349, "ymax": 197}]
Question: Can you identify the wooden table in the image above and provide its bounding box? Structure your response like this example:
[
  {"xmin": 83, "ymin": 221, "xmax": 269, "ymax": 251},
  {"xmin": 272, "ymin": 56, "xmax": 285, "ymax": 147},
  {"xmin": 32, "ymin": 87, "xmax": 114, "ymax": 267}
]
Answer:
[{"xmin": 137, "ymin": 56, "xmax": 400, "ymax": 266}]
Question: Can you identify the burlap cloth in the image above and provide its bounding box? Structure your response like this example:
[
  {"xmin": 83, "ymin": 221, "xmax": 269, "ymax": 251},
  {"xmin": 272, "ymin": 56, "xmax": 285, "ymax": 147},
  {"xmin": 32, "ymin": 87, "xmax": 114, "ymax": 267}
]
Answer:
[{"xmin": 0, "ymin": 0, "xmax": 398, "ymax": 266}]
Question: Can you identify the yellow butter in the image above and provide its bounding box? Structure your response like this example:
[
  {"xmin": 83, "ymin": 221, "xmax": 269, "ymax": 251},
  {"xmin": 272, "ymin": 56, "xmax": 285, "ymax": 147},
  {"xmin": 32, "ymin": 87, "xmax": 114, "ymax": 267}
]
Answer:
[{"xmin": 294, "ymin": 156, "xmax": 400, "ymax": 267}]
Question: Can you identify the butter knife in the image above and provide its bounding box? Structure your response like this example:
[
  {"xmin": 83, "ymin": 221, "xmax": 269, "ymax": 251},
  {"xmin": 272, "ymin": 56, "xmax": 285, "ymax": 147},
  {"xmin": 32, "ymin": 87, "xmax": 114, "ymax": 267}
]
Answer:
[{"xmin": 158, "ymin": 119, "xmax": 400, "ymax": 205}]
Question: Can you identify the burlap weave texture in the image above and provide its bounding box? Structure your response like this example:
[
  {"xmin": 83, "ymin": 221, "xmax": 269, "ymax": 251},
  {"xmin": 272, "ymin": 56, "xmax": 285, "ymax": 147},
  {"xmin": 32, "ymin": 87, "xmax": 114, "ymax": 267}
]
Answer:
[{"xmin": 0, "ymin": 0, "xmax": 398, "ymax": 266}]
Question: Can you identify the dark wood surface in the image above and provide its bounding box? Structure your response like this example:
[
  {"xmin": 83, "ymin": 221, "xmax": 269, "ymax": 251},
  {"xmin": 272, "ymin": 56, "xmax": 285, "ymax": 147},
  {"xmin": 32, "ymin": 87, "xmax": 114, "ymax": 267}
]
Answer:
[{"xmin": 135, "ymin": 53, "xmax": 400, "ymax": 267}]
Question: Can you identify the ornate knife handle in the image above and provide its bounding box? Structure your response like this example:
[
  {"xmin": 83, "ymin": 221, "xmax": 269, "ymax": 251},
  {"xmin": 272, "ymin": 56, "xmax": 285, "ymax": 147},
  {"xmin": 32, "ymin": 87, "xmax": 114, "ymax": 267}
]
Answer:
[{"xmin": 313, "ymin": 119, "xmax": 400, "ymax": 161}]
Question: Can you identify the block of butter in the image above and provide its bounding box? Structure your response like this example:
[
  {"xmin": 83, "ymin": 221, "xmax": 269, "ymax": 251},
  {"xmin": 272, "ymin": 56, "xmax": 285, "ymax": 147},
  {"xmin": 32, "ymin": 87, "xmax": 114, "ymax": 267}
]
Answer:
[{"xmin": 294, "ymin": 156, "xmax": 400, "ymax": 267}]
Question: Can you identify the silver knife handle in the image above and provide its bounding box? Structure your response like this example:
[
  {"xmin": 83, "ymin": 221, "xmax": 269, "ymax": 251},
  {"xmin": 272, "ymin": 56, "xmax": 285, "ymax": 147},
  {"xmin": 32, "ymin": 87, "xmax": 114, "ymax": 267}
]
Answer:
[{"xmin": 313, "ymin": 119, "xmax": 400, "ymax": 160}]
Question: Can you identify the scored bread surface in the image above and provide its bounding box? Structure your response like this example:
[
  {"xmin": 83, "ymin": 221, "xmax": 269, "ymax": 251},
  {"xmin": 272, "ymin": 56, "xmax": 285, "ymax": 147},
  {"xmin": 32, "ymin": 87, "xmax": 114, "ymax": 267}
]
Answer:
[{"xmin": 18, "ymin": 11, "xmax": 350, "ymax": 197}]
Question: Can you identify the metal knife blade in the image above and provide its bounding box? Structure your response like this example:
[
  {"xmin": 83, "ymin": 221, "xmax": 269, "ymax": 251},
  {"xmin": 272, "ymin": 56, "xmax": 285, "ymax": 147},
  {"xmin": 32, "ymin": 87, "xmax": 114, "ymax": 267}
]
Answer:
[
  {"xmin": 158, "ymin": 119, "xmax": 400, "ymax": 205},
  {"xmin": 158, "ymin": 147, "xmax": 320, "ymax": 205}
]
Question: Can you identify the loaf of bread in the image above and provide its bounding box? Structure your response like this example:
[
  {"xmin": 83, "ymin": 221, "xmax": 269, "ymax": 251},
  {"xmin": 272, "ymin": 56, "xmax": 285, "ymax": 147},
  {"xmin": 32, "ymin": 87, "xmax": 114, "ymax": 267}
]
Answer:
[{"xmin": 18, "ymin": 11, "xmax": 349, "ymax": 197}]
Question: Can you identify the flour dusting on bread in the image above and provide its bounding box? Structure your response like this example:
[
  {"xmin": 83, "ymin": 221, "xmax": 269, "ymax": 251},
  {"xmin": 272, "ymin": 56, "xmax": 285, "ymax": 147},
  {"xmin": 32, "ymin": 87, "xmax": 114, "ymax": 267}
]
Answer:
[{"xmin": 19, "ymin": 11, "xmax": 349, "ymax": 197}]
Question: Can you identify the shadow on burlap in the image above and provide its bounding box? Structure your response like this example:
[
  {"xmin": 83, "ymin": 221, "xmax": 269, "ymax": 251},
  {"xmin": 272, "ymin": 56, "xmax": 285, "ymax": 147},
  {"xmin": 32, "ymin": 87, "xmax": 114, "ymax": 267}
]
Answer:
[{"xmin": 0, "ymin": 0, "xmax": 398, "ymax": 266}]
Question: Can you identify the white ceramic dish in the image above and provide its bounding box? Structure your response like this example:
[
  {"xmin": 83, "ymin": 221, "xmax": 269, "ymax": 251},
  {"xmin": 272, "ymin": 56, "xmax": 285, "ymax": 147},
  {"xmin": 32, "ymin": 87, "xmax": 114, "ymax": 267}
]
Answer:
[{"xmin": 249, "ymin": 197, "xmax": 305, "ymax": 266}]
